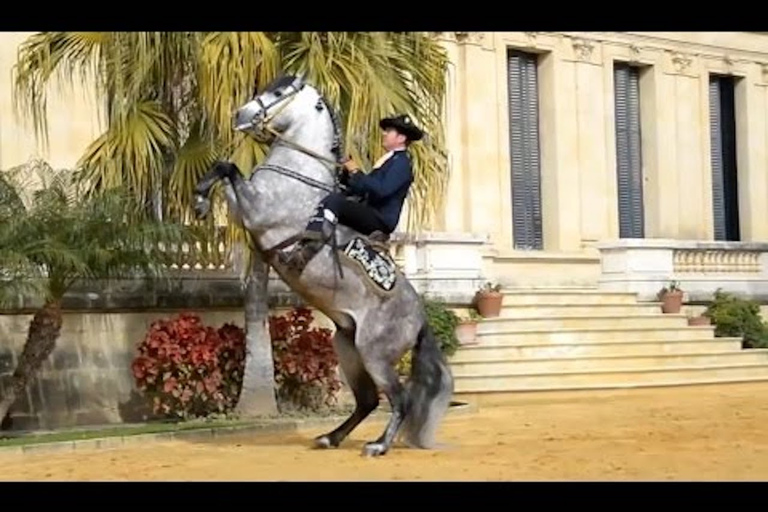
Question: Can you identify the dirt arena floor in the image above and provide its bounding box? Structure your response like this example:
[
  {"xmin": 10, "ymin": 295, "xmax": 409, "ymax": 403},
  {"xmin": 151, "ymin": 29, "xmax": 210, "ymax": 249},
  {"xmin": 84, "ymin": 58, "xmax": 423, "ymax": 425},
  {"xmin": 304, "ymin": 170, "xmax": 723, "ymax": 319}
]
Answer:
[{"xmin": 1, "ymin": 381, "xmax": 767, "ymax": 481}]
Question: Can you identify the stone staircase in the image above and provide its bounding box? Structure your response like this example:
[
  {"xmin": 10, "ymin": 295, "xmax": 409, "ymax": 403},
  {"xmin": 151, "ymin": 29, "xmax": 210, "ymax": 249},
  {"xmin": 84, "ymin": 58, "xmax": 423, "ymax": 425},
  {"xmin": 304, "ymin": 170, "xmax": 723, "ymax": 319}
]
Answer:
[{"xmin": 450, "ymin": 287, "xmax": 768, "ymax": 397}]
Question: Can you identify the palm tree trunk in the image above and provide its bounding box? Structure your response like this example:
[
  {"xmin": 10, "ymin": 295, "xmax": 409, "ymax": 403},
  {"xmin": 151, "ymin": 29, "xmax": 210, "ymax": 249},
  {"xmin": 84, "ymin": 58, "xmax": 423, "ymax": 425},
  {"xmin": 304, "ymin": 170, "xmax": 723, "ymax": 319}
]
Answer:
[
  {"xmin": 234, "ymin": 249, "xmax": 278, "ymax": 417},
  {"xmin": 0, "ymin": 300, "xmax": 63, "ymax": 428}
]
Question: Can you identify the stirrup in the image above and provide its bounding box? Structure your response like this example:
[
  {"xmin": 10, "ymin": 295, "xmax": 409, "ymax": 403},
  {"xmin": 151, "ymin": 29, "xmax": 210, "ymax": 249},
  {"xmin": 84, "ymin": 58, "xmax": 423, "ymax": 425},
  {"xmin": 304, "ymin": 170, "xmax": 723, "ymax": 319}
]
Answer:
[{"xmin": 278, "ymin": 233, "xmax": 324, "ymax": 272}]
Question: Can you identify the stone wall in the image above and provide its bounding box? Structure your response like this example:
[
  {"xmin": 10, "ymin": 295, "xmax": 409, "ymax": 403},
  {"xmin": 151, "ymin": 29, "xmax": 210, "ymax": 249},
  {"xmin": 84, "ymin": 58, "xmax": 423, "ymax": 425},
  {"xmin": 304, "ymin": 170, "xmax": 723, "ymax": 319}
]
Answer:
[
  {"xmin": 0, "ymin": 308, "xmax": 247, "ymax": 431},
  {"xmin": 0, "ymin": 272, "xmax": 322, "ymax": 432}
]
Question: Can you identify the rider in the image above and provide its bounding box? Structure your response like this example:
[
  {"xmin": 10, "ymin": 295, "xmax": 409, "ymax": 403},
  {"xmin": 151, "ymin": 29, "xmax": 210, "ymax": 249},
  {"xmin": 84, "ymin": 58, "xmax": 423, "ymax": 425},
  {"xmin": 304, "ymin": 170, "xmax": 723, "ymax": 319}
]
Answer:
[{"xmin": 279, "ymin": 113, "xmax": 424, "ymax": 272}]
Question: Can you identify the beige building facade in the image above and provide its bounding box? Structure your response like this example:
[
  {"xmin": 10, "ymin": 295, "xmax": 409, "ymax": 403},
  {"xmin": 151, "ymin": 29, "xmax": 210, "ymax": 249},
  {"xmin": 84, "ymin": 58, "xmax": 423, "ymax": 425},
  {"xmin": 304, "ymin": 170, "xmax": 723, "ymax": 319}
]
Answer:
[
  {"xmin": 434, "ymin": 31, "xmax": 768, "ymax": 302},
  {"xmin": 2, "ymin": 31, "xmax": 768, "ymax": 302}
]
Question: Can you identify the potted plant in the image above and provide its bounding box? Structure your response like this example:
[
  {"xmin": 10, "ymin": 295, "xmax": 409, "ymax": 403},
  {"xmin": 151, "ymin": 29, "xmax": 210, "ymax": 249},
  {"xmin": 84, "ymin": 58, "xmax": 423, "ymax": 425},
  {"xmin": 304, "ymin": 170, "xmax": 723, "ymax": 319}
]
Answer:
[
  {"xmin": 658, "ymin": 281, "xmax": 684, "ymax": 314},
  {"xmin": 687, "ymin": 313, "xmax": 711, "ymax": 326},
  {"xmin": 475, "ymin": 282, "xmax": 503, "ymax": 318},
  {"xmin": 455, "ymin": 309, "xmax": 483, "ymax": 346}
]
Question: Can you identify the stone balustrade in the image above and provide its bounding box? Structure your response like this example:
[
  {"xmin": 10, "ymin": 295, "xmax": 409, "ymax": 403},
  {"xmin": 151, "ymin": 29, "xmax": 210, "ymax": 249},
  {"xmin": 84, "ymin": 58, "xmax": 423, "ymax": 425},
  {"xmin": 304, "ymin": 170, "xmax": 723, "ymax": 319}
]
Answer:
[
  {"xmin": 2, "ymin": 230, "xmax": 491, "ymax": 312},
  {"xmin": 595, "ymin": 239, "xmax": 768, "ymax": 302}
]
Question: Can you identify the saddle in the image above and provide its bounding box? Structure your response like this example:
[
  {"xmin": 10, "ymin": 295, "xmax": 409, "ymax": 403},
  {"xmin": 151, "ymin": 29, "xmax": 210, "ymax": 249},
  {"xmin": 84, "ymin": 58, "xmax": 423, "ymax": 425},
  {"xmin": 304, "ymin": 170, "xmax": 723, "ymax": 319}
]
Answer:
[
  {"xmin": 267, "ymin": 227, "xmax": 398, "ymax": 295},
  {"xmin": 339, "ymin": 230, "xmax": 398, "ymax": 295}
]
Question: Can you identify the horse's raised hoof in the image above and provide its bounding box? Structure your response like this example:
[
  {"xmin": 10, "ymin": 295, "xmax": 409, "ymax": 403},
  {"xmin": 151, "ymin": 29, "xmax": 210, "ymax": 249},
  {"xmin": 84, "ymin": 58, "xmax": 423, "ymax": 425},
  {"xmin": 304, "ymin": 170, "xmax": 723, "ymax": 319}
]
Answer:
[
  {"xmin": 313, "ymin": 435, "xmax": 337, "ymax": 449},
  {"xmin": 193, "ymin": 194, "xmax": 211, "ymax": 219},
  {"xmin": 361, "ymin": 442, "xmax": 388, "ymax": 457}
]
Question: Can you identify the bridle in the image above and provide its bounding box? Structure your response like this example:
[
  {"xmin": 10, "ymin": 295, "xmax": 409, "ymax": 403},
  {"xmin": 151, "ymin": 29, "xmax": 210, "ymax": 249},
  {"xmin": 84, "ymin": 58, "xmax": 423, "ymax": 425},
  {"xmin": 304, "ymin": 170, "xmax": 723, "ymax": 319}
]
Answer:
[{"xmin": 235, "ymin": 79, "xmax": 345, "ymax": 194}]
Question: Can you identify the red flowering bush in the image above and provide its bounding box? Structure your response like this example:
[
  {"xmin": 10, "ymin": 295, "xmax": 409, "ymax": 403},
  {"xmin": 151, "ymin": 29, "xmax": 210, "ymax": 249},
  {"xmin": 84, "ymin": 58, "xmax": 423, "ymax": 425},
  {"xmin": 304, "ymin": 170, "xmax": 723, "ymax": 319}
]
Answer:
[
  {"xmin": 269, "ymin": 307, "xmax": 341, "ymax": 411},
  {"xmin": 131, "ymin": 312, "xmax": 246, "ymax": 419}
]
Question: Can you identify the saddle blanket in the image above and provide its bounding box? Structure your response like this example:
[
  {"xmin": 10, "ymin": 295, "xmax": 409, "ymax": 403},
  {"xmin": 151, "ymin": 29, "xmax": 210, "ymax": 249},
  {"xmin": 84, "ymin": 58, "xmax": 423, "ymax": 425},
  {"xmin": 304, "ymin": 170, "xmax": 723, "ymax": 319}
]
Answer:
[{"xmin": 342, "ymin": 236, "xmax": 398, "ymax": 293}]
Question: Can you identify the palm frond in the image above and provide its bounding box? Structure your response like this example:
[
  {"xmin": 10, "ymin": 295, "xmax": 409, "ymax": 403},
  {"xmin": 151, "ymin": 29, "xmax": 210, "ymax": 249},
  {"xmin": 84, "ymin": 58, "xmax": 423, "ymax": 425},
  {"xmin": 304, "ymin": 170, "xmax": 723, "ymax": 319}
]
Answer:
[
  {"xmin": 198, "ymin": 32, "xmax": 280, "ymax": 148},
  {"xmin": 76, "ymin": 99, "xmax": 177, "ymax": 215},
  {"xmin": 168, "ymin": 121, "xmax": 221, "ymax": 224},
  {"xmin": 12, "ymin": 32, "xmax": 110, "ymax": 150},
  {"xmin": 1, "ymin": 159, "xmax": 198, "ymax": 304}
]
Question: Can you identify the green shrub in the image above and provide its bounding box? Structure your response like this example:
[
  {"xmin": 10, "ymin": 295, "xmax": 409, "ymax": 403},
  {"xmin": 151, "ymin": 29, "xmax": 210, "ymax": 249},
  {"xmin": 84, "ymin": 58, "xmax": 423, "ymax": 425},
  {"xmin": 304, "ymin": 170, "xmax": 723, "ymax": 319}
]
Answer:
[
  {"xmin": 396, "ymin": 296, "xmax": 461, "ymax": 376},
  {"xmin": 704, "ymin": 289, "xmax": 768, "ymax": 349},
  {"xmin": 423, "ymin": 296, "xmax": 461, "ymax": 357}
]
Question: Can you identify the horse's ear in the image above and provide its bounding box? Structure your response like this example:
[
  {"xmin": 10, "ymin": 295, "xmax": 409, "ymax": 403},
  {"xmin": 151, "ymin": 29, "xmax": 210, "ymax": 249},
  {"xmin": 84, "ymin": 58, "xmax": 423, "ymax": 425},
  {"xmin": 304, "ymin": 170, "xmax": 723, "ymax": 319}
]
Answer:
[{"xmin": 293, "ymin": 72, "xmax": 307, "ymax": 89}]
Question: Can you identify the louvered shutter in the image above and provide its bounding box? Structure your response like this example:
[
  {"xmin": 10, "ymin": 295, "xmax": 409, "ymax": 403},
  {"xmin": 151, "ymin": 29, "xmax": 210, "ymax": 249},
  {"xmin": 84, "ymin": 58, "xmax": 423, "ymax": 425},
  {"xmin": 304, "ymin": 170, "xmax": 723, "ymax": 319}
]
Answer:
[
  {"xmin": 709, "ymin": 77, "xmax": 727, "ymax": 241},
  {"xmin": 614, "ymin": 63, "xmax": 644, "ymax": 238},
  {"xmin": 507, "ymin": 50, "xmax": 543, "ymax": 250}
]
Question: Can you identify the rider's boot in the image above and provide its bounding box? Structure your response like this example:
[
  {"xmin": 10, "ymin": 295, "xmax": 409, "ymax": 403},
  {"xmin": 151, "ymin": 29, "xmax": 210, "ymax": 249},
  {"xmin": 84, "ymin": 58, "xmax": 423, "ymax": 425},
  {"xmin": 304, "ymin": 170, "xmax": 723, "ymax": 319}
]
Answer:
[{"xmin": 278, "ymin": 206, "xmax": 337, "ymax": 273}]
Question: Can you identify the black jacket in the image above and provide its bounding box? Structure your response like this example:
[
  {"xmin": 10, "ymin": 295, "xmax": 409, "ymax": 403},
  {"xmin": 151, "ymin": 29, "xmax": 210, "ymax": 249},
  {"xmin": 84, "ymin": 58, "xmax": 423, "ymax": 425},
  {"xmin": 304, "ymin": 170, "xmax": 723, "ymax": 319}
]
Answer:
[{"xmin": 343, "ymin": 149, "xmax": 413, "ymax": 232}]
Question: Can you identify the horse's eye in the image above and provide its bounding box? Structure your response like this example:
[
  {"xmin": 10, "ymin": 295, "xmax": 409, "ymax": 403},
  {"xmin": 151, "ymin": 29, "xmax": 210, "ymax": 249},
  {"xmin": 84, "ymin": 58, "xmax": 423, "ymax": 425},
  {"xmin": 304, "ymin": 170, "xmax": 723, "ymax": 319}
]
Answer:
[{"xmin": 275, "ymin": 91, "xmax": 283, "ymax": 97}]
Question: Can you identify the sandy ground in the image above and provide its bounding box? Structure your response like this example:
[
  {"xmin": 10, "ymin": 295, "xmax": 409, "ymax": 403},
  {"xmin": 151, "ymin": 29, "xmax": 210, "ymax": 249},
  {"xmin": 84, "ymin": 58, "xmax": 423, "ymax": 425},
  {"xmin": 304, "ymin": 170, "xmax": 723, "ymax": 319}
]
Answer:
[{"xmin": 1, "ymin": 381, "xmax": 767, "ymax": 481}]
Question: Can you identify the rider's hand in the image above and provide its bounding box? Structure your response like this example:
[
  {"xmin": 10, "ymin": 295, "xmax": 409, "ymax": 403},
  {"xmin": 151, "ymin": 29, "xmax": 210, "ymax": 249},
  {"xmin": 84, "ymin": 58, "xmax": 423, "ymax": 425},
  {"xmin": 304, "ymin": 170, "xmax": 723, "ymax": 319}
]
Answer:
[{"xmin": 342, "ymin": 157, "xmax": 360, "ymax": 173}]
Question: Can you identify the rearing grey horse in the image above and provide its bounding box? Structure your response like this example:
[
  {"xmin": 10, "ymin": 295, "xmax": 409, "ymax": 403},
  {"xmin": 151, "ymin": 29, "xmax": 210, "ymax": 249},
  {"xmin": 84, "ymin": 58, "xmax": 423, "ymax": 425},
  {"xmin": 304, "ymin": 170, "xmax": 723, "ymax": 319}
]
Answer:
[{"xmin": 193, "ymin": 73, "xmax": 454, "ymax": 457}]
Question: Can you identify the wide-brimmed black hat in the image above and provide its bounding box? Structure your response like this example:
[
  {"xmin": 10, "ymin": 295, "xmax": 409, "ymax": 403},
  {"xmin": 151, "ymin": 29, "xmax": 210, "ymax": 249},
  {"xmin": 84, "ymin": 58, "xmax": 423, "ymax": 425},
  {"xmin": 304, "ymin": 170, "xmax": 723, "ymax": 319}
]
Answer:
[{"xmin": 379, "ymin": 114, "xmax": 424, "ymax": 142}]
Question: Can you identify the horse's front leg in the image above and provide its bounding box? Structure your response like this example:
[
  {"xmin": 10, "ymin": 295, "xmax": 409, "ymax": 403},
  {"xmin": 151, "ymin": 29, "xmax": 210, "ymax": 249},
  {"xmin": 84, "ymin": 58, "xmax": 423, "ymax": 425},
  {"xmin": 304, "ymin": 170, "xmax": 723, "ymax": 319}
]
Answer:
[
  {"xmin": 194, "ymin": 161, "xmax": 245, "ymax": 221},
  {"xmin": 194, "ymin": 163, "xmax": 225, "ymax": 220}
]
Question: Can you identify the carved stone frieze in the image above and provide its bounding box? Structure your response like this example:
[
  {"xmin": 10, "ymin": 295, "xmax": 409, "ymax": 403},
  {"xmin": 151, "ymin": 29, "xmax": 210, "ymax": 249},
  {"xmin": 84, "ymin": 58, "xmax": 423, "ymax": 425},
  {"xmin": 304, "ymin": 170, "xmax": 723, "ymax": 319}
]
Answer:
[
  {"xmin": 523, "ymin": 31, "xmax": 539, "ymax": 48},
  {"xmin": 571, "ymin": 37, "xmax": 595, "ymax": 62},
  {"xmin": 670, "ymin": 51, "xmax": 694, "ymax": 74},
  {"xmin": 454, "ymin": 32, "xmax": 485, "ymax": 44},
  {"xmin": 430, "ymin": 32, "xmax": 486, "ymax": 45}
]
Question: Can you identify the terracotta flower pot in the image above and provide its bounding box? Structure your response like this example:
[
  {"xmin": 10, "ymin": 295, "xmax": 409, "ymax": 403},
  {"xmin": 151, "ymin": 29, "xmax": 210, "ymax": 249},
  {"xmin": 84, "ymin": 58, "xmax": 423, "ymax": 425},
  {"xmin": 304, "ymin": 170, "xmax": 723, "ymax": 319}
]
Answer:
[
  {"xmin": 661, "ymin": 290, "xmax": 684, "ymax": 314},
  {"xmin": 688, "ymin": 315, "xmax": 711, "ymax": 326},
  {"xmin": 456, "ymin": 321, "xmax": 479, "ymax": 345},
  {"xmin": 476, "ymin": 291, "xmax": 503, "ymax": 318}
]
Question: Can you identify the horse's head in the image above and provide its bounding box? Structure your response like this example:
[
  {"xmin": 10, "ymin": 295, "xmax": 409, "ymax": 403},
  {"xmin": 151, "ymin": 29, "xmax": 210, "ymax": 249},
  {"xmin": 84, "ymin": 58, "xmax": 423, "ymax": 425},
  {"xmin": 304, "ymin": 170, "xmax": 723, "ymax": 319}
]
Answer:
[{"xmin": 234, "ymin": 73, "xmax": 317, "ymax": 140}]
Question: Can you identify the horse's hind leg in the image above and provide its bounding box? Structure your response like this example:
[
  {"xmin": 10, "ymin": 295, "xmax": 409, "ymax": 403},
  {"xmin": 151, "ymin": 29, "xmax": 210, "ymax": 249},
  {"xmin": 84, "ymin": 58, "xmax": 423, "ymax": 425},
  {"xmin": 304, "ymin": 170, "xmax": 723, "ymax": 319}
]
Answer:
[
  {"xmin": 356, "ymin": 345, "xmax": 409, "ymax": 457},
  {"xmin": 313, "ymin": 326, "xmax": 380, "ymax": 449}
]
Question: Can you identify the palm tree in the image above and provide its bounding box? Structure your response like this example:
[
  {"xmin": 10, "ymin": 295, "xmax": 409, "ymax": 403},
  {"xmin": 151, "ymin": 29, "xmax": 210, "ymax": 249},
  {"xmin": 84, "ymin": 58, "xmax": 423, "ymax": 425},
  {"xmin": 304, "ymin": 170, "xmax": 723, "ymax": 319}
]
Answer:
[
  {"xmin": 0, "ymin": 159, "xmax": 194, "ymax": 424},
  {"xmin": 11, "ymin": 31, "xmax": 450, "ymax": 417}
]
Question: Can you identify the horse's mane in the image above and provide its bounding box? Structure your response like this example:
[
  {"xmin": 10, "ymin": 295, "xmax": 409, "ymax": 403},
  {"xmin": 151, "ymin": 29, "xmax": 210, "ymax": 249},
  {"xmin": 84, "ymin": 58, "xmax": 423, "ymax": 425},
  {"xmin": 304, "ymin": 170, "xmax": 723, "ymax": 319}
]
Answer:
[{"xmin": 319, "ymin": 95, "xmax": 345, "ymax": 164}]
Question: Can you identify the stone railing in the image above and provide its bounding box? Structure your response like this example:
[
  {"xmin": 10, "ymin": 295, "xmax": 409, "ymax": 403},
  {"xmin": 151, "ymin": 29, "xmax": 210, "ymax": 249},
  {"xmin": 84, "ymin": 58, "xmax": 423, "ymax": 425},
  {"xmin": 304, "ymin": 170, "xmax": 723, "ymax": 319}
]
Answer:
[
  {"xmin": 595, "ymin": 239, "xmax": 768, "ymax": 302},
  {"xmin": 0, "ymin": 230, "xmax": 489, "ymax": 312},
  {"xmin": 159, "ymin": 226, "xmax": 233, "ymax": 273},
  {"xmin": 389, "ymin": 231, "xmax": 490, "ymax": 303},
  {"xmin": 158, "ymin": 229, "xmax": 490, "ymax": 303}
]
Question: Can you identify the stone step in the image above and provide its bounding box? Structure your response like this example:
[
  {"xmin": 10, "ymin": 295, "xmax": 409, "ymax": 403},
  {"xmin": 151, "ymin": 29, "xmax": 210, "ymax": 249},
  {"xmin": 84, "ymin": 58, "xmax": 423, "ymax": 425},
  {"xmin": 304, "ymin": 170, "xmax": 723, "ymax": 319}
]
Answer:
[
  {"xmin": 499, "ymin": 302, "xmax": 663, "ymax": 319},
  {"xmin": 450, "ymin": 349, "xmax": 768, "ymax": 377},
  {"xmin": 478, "ymin": 313, "xmax": 688, "ymax": 332},
  {"xmin": 450, "ymin": 338, "xmax": 744, "ymax": 362},
  {"xmin": 452, "ymin": 361, "xmax": 768, "ymax": 393},
  {"xmin": 501, "ymin": 289, "xmax": 640, "ymax": 306},
  {"xmin": 476, "ymin": 325, "xmax": 715, "ymax": 345}
]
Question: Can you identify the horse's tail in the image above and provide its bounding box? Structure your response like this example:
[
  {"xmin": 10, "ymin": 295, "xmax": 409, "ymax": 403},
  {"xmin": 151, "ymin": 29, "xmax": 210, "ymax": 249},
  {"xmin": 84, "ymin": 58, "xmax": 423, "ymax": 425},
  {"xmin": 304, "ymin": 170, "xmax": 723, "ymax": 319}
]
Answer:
[{"xmin": 401, "ymin": 321, "xmax": 455, "ymax": 449}]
